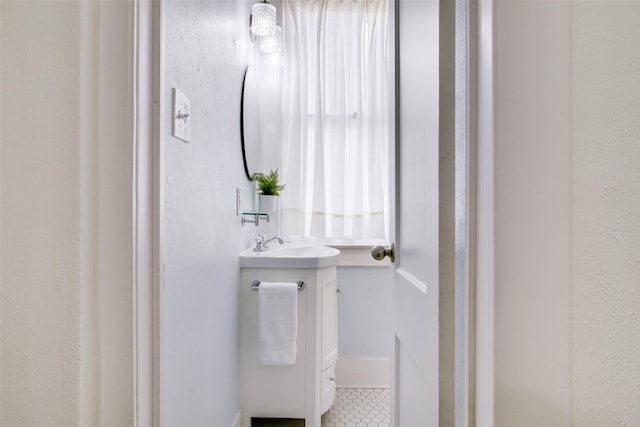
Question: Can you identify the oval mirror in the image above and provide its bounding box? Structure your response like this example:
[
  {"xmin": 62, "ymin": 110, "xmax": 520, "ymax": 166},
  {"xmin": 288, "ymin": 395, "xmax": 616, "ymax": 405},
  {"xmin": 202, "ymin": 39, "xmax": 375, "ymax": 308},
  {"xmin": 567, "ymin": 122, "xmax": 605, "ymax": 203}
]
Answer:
[{"xmin": 240, "ymin": 66, "xmax": 260, "ymax": 181}]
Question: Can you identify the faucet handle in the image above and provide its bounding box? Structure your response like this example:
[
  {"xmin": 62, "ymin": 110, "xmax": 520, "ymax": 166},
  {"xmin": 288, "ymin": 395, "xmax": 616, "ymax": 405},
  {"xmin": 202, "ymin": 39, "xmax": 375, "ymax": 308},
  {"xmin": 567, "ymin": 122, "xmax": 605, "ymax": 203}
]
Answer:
[{"xmin": 253, "ymin": 234, "xmax": 268, "ymax": 252}]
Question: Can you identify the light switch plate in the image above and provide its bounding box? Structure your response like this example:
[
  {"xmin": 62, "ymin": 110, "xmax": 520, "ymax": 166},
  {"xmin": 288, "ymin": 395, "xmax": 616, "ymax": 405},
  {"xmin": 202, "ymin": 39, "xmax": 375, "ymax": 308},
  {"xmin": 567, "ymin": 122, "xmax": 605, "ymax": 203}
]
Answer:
[{"xmin": 172, "ymin": 88, "xmax": 191, "ymax": 142}]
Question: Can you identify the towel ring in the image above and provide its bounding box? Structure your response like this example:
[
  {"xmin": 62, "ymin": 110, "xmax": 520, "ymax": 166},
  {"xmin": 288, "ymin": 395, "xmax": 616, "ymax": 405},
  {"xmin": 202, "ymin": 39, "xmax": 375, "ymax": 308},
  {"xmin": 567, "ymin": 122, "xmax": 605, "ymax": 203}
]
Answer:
[{"xmin": 250, "ymin": 280, "xmax": 305, "ymax": 291}]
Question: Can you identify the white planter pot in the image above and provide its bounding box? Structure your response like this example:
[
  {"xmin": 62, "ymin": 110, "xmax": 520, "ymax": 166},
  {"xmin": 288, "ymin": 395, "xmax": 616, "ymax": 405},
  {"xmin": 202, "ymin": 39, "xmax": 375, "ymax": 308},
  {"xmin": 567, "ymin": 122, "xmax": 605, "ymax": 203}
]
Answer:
[{"xmin": 258, "ymin": 194, "xmax": 278, "ymax": 213}]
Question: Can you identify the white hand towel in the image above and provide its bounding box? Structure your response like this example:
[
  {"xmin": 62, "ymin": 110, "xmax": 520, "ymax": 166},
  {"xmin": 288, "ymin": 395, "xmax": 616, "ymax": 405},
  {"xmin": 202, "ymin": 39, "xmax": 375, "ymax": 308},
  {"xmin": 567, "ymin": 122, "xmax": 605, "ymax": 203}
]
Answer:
[{"xmin": 257, "ymin": 282, "xmax": 298, "ymax": 366}]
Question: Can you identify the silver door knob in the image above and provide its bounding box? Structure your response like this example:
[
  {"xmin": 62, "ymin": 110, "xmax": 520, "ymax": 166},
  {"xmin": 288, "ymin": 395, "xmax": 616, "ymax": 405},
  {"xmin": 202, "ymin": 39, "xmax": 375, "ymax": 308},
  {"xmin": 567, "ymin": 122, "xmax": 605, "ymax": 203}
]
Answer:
[{"xmin": 371, "ymin": 243, "xmax": 395, "ymax": 262}]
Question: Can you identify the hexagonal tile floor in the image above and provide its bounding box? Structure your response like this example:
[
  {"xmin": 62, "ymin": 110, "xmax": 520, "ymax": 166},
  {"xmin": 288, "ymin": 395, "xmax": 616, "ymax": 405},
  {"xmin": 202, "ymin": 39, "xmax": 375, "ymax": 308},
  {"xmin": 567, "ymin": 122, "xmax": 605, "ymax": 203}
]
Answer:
[
  {"xmin": 321, "ymin": 387, "xmax": 390, "ymax": 427},
  {"xmin": 251, "ymin": 387, "xmax": 390, "ymax": 427}
]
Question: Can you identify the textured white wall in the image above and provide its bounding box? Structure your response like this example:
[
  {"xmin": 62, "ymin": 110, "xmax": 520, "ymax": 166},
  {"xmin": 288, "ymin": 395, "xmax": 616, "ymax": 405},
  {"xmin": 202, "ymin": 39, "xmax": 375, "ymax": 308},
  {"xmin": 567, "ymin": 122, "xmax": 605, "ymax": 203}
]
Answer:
[
  {"xmin": 0, "ymin": 4, "xmax": 3, "ymax": 420},
  {"xmin": 162, "ymin": 1, "xmax": 256, "ymax": 425},
  {"xmin": 1, "ymin": 2, "xmax": 86, "ymax": 424},
  {"xmin": 494, "ymin": 1, "xmax": 640, "ymax": 425},
  {"xmin": 1, "ymin": 1, "xmax": 390, "ymax": 425},
  {"xmin": 1, "ymin": 1, "xmax": 138, "ymax": 425},
  {"xmin": 571, "ymin": 2, "xmax": 640, "ymax": 424},
  {"xmin": 493, "ymin": 1, "xmax": 572, "ymax": 425}
]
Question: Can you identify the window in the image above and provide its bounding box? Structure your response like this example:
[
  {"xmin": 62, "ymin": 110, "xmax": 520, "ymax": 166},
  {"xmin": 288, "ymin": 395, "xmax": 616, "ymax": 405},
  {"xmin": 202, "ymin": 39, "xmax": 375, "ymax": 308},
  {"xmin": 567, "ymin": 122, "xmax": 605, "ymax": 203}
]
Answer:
[{"xmin": 280, "ymin": 0, "xmax": 391, "ymax": 245}]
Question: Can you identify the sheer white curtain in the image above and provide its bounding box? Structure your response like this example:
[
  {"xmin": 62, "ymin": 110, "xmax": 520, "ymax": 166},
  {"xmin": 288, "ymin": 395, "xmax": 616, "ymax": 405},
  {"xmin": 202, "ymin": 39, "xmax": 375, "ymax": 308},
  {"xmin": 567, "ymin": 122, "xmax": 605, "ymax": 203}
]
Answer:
[{"xmin": 281, "ymin": 0, "xmax": 390, "ymax": 243}]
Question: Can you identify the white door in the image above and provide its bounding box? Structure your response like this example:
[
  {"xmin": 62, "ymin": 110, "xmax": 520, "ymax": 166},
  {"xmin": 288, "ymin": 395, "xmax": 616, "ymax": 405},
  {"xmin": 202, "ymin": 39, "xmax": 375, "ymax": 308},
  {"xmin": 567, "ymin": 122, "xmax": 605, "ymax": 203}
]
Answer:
[{"xmin": 392, "ymin": 0, "xmax": 441, "ymax": 425}]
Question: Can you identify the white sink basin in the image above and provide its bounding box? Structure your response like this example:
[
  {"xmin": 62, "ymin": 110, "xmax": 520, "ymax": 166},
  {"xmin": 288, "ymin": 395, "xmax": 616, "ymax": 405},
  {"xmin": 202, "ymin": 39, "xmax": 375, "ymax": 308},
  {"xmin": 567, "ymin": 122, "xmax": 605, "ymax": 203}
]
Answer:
[{"xmin": 240, "ymin": 243, "xmax": 340, "ymax": 269}]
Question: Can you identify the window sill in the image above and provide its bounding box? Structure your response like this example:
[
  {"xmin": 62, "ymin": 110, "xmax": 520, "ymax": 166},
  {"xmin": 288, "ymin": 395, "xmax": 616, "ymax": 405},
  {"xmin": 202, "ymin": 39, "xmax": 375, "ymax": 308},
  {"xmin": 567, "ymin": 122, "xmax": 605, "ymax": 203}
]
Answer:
[
  {"xmin": 283, "ymin": 238, "xmax": 393, "ymax": 267},
  {"xmin": 329, "ymin": 244, "xmax": 392, "ymax": 268}
]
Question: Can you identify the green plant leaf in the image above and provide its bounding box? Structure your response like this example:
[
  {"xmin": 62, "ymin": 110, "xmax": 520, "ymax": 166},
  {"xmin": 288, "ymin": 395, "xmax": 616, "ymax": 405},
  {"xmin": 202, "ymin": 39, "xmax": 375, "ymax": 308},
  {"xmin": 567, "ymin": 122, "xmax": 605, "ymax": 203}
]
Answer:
[{"xmin": 255, "ymin": 169, "xmax": 285, "ymax": 196}]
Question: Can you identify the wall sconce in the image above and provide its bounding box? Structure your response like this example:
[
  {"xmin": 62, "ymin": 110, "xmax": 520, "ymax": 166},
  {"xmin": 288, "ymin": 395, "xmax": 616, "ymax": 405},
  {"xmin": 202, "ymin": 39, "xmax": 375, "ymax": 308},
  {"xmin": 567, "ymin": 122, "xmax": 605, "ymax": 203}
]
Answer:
[
  {"xmin": 260, "ymin": 25, "xmax": 281, "ymax": 54},
  {"xmin": 249, "ymin": 0, "xmax": 282, "ymax": 64},
  {"xmin": 250, "ymin": 0, "xmax": 276, "ymax": 38}
]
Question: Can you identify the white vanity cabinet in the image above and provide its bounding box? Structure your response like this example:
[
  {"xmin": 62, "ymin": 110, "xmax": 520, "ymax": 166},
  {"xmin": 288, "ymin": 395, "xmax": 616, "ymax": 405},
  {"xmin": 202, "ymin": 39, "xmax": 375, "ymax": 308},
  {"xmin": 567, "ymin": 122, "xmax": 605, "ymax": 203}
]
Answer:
[{"xmin": 240, "ymin": 264, "xmax": 338, "ymax": 427}]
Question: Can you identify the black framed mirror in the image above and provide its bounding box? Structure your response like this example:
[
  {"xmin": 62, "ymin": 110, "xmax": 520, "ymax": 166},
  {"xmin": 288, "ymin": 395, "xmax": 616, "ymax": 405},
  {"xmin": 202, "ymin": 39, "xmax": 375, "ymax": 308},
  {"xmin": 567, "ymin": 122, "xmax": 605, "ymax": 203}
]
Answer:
[{"xmin": 240, "ymin": 66, "xmax": 260, "ymax": 181}]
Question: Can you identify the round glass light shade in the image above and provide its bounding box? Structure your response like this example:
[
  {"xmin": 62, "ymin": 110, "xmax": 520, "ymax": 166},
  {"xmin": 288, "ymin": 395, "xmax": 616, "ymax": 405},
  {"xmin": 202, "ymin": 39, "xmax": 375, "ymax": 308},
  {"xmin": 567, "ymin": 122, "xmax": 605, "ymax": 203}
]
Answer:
[
  {"xmin": 263, "ymin": 52, "xmax": 283, "ymax": 67},
  {"xmin": 260, "ymin": 25, "xmax": 281, "ymax": 54},
  {"xmin": 251, "ymin": 2, "xmax": 276, "ymax": 37}
]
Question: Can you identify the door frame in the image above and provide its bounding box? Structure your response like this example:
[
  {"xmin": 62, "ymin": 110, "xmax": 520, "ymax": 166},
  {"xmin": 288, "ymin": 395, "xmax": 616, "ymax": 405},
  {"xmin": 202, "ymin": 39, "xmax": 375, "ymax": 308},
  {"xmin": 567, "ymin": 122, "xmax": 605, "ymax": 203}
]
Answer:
[
  {"xmin": 96, "ymin": 0, "xmax": 159, "ymax": 425},
  {"xmin": 475, "ymin": 0, "xmax": 495, "ymax": 426},
  {"xmin": 127, "ymin": 0, "xmax": 495, "ymax": 425},
  {"xmin": 127, "ymin": 0, "xmax": 164, "ymax": 425},
  {"xmin": 132, "ymin": 0, "xmax": 165, "ymax": 427},
  {"xmin": 454, "ymin": 0, "xmax": 496, "ymax": 425}
]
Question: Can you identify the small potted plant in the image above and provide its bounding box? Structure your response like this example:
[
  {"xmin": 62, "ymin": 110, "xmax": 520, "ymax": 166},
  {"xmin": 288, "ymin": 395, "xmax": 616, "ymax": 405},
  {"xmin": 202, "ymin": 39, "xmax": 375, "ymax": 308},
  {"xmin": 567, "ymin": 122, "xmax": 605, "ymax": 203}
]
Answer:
[{"xmin": 254, "ymin": 169, "xmax": 285, "ymax": 213}]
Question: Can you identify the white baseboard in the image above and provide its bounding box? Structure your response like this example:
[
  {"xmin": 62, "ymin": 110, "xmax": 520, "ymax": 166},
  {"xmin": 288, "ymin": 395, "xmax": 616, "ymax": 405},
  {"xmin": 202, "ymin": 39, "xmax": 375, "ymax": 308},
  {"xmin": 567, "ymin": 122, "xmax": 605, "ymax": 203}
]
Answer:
[
  {"xmin": 335, "ymin": 358, "xmax": 390, "ymax": 388},
  {"xmin": 231, "ymin": 409, "xmax": 241, "ymax": 427}
]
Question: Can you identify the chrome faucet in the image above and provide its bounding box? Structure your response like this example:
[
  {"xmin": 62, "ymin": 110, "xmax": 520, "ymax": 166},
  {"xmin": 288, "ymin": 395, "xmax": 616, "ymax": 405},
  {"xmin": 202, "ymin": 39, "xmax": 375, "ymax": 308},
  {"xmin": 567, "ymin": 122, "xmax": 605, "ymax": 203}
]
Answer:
[{"xmin": 253, "ymin": 235, "xmax": 284, "ymax": 252}]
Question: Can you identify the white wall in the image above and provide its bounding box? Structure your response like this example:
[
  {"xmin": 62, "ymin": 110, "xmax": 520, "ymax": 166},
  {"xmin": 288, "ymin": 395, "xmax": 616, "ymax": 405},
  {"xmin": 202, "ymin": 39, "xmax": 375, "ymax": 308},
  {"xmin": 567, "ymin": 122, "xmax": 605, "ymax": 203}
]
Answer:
[
  {"xmin": 0, "ymin": 1, "xmax": 393, "ymax": 425},
  {"xmin": 1, "ymin": 1, "xmax": 137, "ymax": 425},
  {"xmin": 494, "ymin": 1, "xmax": 640, "ymax": 425},
  {"xmin": 571, "ymin": 2, "xmax": 640, "ymax": 424},
  {"xmin": 493, "ymin": 1, "xmax": 572, "ymax": 425},
  {"xmin": 1, "ymin": 2, "xmax": 88, "ymax": 424},
  {"xmin": 336, "ymin": 267, "xmax": 393, "ymax": 359},
  {"xmin": 0, "ymin": 4, "xmax": 3, "ymax": 420},
  {"xmin": 161, "ymin": 1, "xmax": 256, "ymax": 425}
]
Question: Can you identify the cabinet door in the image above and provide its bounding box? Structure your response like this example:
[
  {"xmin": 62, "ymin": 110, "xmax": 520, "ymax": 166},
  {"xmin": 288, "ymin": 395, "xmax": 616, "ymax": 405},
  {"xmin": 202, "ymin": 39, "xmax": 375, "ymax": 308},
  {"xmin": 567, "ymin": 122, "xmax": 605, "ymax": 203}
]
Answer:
[{"xmin": 321, "ymin": 271, "xmax": 338, "ymax": 371}]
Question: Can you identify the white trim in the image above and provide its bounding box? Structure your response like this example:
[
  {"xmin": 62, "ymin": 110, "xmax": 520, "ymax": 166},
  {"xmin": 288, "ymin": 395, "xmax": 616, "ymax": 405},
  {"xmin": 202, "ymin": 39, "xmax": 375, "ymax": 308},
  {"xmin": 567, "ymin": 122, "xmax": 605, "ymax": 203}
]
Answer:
[
  {"xmin": 389, "ymin": 3, "xmax": 398, "ymax": 425},
  {"xmin": 335, "ymin": 358, "xmax": 390, "ymax": 388},
  {"xmin": 0, "ymin": 2, "xmax": 2, "ymax": 417},
  {"xmin": 396, "ymin": 267, "xmax": 427, "ymax": 294},
  {"xmin": 132, "ymin": 0, "xmax": 158, "ymax": 425},
  {"xmin": 230, "ymin": 410, "xmax": 242, "ymax": 427},
  {"xmin": 475, "ymin": 0, "xmax": 495, "ymax": 426},
  {"xmin": 98, "ymin": 1, "xmax": 136, "ymax": 424},
  {"xmin": 455, "ymin": 0, "xmax": 475, "ymax": 425},
  {"xmin": 129, "ymin": 0, "xmax": 164, "ymax": 425},
  {"xmin": 387, "ymin": 0, "xmax": 397, "ymax": 257},
  {"xmin": 78, "ymin": 2, "xmax": 99, "ymax": 424},
  {"xmin": 152, "ymin": 0, "xmax": 166, "ymax": 426},
  {"xmin": 335, "ymin": 247, "xmax": 392, "ymax": 267}
]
